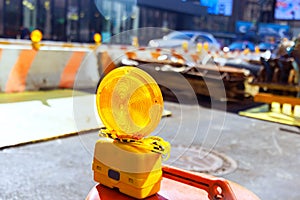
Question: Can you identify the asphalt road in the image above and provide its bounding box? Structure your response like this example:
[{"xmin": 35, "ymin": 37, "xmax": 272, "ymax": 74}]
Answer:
[{"xmin": 1, "ymin": 96, "xmax": 300, "ymax": 200}]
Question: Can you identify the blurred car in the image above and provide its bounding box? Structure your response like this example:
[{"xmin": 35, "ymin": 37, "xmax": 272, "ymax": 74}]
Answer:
[
  {"xmin": 258, "ymin": 32, "xmax": 281, "ymax": 44},
  {"xmin": 224, "ymin": 41, "xmax": 255, "ymax": 52},
  {"xmin": 148, "ymin": 31, "xmax": 221, "ymax": 51},
  {"xmin": 257, "ymin": 42, "xmax": 277, "ymax": 52}
]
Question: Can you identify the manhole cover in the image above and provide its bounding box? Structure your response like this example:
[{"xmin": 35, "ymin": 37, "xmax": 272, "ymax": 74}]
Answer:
[{"xmin": 165, "ymin": 145, "xmax": 237, "ymax": 176}]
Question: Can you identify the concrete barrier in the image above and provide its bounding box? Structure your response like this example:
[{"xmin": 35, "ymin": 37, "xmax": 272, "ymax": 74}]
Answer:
[
  {"xmin": 0, "ymin": 43, "xmax": 99, "ymax": 93},
  {"xmin": 0, "ymin": 40, "xmax": 240, "ymax": 93}
]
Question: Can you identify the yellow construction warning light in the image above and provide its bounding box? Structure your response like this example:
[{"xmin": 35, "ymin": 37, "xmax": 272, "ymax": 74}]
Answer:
[
  {"xmin": 30, "ymin": 29, "xmax": 43, "ymax": 50},
  {"xmin": 243, "ymin": 48, "xmax": 250, "ymax": 55},
  {"xmin": 255, "ymin": 46, "xmax": 260, "ymax": 54},
  {"xmin": 93, "ymin": 66, "xmax": 169, "ymax": 199},
  {"xmin": 196, "ymin": 42, "xmax": 203, "ymax": 53},
  {"xmin": 96, "ymin": 66, "xmax": 163, "ymax": 139},
  {"xmin": 30, "ymin": 29, "xmax": 43, "ymax": 43},
  {"xmin": 132, "ymin": 36, "xmax": 139, "ymax": 47},
  {"xmin": 93, "ymin": 33, "xmax": 101, "ymax": 45},
  {"xmin": 182, "ymin": 40, "xmax": 188, "ymax": 51},
  {"xmin": 203, "ymin": 42, "xmax": 209, "ymax": 52}
]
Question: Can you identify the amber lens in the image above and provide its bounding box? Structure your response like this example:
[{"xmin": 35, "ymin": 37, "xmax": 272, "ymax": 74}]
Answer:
[
  {"xmin": 30, "ymin": 30, "xmax": 43, "ymax": 43},
  {"xmin": 96, "ymin": 67, "xmax": 163, "ymax": 138},
  {"xmin": 94, "ymin": 33, "xmax": 101, "ymax": 43}
]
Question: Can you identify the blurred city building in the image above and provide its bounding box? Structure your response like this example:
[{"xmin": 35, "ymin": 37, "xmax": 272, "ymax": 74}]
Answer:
[{"xmin": 0, "ymin": 0, "xmax": 299, "ymax": 43}]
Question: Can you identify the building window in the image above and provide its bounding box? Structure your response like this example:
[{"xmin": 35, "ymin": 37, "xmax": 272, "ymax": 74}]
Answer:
[
  {"xmin": 90, "ymin": 1, "xmax": 103, "ymax": 41},
  {"xmin": 37, "ymin": 0, "xmax": 52, "ymax": 40},
  {"xmin": 22, "ymin": 0, "xmax": 37, "ymax": 36},
  {"xmin": 4, "ymin": 0, "xmax": 22, "ymax": 38},
  {"xmin": 0, "ymin": 1, "xmax": 3, "ymax": 35},
  {"xmin": 66, "ymin": 0, "xmax": 79, "ymax": 42},
  {"xmin": 52, "ymin": 0, "xmax": 66, "ymax": 41},
  {"xmin": 78, "ymin": 0, "xmax": 90, "ymax": 42}
]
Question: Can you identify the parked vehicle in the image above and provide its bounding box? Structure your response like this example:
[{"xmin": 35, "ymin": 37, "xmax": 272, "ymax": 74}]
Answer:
[
  {"xmin": 257, "ymin": 42, "xmax": 278, "ymax": 52},
  {"xmin": 224, "ymin": 40, "xmax": 255, "ymax": 52},
  {"xmin": 148, "ymin": 31, "xmax": 221, "ymax": 51}
]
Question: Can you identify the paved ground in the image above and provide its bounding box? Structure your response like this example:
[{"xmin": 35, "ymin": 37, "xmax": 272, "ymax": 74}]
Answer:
[{"xmin": 1, "ymin": 94, "xmax": 300, "ymax": 200}]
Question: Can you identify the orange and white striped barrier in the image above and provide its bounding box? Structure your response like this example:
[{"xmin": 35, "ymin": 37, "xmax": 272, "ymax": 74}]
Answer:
[
  {"xmin": 0, "ymin": 46, "xmax": 99, "ymax": 93},
  {"xmin": 0, "ymin": 42, "xmax": 247, "ymax": 92}
]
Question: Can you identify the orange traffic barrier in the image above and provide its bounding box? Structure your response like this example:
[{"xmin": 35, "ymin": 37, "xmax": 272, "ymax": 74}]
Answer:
[
  {"xmin": 99, "ymin": 51, "xmax": 116, "ymax": 75},
  {"xmin": 59, "ymin": 51, "xmax": 86, "ymax": 88},
  {"xmin": 125, "ymin": 51, "xmax": 137, "ymax": 59},
  {"xmin": 0, "ymin": 46, "xmax": 98, "ymax": 93},
  {"xmin": 151, "ymin": 51, "xmax": 161, "ymax": 59},
  {"xmin": 97, "ymin": 45, "xmax": 210, "ymax": 70},
  {"xmin": 120, "ymin": 46, "xmax": 128, "ymax": 50},
  {"xmin": 191, "ymin": 53, "xmax": 199, "ymax": 63},
  {"xmin": 5, "ymin": 50, "xmax": 37, "ymax": 92}
]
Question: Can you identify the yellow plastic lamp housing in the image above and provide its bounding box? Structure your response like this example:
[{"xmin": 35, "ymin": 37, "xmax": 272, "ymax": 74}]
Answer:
[
  {"xmin": 96, "ymin": 67, "xmax": 163, "ymax": 139},
  {"xmin": 94, "ymin": 33, "xmax": 101, "ymax": 44},
  {"xmin": 30, "ymin": 30, "xmax": 43, "ymax": 43}
]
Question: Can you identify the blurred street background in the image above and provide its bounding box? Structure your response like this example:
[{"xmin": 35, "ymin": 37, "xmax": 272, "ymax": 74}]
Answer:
[{"xmin": 1, "ymin": 0, "xmax": 300, "ymax": 200}]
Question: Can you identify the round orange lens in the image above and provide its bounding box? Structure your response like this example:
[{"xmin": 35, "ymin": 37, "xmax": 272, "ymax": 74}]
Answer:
[
  {"xmin": 96, "ymin": 67, "xmax": 163, "ymax": 139},
  {"xmin": 30, "ymin": 30, "xmax": 43, "ymax": 43}
]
